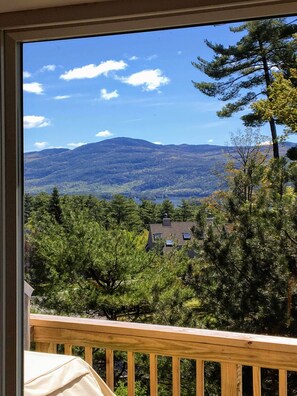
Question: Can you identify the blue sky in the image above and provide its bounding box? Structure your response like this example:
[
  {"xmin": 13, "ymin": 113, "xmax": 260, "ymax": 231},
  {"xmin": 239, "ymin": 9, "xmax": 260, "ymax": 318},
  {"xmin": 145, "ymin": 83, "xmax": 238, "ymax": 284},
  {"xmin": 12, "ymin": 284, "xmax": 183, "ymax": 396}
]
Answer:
[{"xmin": 23, "ymin": 21, "xmax": 292, "ymax": 152}]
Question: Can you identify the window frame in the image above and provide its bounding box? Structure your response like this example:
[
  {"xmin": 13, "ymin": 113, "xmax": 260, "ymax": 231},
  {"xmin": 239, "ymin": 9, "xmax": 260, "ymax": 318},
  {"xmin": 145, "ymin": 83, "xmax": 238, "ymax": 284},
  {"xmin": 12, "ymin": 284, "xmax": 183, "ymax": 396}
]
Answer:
[{"xmin": 1, "ymin": 1, "xmax": 297, "ymax": 394}]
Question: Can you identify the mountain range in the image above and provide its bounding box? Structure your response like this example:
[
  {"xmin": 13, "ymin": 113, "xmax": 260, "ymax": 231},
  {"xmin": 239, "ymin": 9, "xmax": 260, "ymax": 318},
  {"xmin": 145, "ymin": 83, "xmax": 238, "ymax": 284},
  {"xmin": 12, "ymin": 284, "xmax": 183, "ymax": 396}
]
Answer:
[{"xmin": 24, "ymin": 137, "xmax": 293, "ymax": 199}]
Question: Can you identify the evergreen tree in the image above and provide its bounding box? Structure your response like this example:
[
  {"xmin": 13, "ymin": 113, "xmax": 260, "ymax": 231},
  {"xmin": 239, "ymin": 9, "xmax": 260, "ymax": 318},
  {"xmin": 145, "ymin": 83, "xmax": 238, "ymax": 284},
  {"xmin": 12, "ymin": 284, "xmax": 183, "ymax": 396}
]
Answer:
[
  {"xmin": 175, "ymin": 199, "xmax": 194, "ymax": 221},
  {"xmin": 192, "ymin": 18, "xmax": 297, "ymax": 158},
  {"xmin": 139, "ymin": 199, "xmax": 157, "ymax": 228},
  {"xmin": 110, "ymin": 195, "xmax": 141, "ymax": 231},
  {"xmin": 158, "ymin": 199, "xmax": 175, "ymax": 221},
  {"xmin": 48, "ymin": 187, "xmax": 63, "ymax": 224}
]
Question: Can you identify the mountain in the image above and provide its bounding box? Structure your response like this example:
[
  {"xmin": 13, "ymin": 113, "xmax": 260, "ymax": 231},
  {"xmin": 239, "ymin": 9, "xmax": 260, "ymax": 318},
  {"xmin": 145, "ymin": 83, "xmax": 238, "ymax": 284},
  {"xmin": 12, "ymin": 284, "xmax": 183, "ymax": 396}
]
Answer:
[{"xmin": 24, "ymin": 137, "xmax": 293, "ymax": 199}]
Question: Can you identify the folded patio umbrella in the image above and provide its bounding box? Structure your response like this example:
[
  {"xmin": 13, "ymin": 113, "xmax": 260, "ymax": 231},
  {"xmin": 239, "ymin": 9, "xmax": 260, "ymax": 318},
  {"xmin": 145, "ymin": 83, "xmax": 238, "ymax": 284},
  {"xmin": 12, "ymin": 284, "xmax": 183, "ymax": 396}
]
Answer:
[{"xmin": 24, "ymin": 351, "xmax": 115, "ymax": 396}]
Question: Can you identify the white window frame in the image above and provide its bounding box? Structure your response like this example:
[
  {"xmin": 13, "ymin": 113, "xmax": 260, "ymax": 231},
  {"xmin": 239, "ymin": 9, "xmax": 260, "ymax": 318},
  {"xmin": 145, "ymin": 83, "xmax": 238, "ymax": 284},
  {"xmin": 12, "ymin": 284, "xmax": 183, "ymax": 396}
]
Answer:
[{"xmin": 0, "ymin": 1, "xmax": 297, "ymax": 394}]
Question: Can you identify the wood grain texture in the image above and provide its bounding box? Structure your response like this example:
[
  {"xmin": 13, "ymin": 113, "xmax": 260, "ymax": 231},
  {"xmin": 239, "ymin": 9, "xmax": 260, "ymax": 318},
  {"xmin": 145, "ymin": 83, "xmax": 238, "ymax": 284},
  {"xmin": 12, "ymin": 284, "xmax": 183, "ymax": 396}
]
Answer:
[
  {"xmin": 128, "ymin": 351, "xmax": 135, "ymax": 396},
  {"xmin": 30, "ymin": 314, "xmax": 297, "ymax": 395},
  {"xmin": 85, "ymin": 346, "xmax": 93, "ymax": 366},
  {"xmin": 253, "ymin": 366, "xmax": 261, "ymax": 396},
  {"xmin": 279, "ymin": 369, "xmax": 287, "ymax": 396},
  {"xmin": 150, "ymin": 354, "xmax": 158, "ymax": 396},
  {"xmin": 221, "ymin": 363, "xmax": 240, "ymax": 396},
  {"xmin": 172, "ymin": 356, "xmax": 180, "ymax": 396},
  {"xmin": 35, "ymin": 342, "xmax": 56, "ymax": 353},
  {"xmin": 196, "ymin": 360, "xmax": 204, "ymax": 396},
  {"xmin": 106, "ymin": 349, "xmax": 114, "ymax": 391},
  {"xmin": 30, "ymin": 313, "xmax": 297, "ymax": 371},
  {"xmin": 64, "ymin": 343, "xmax": 72, "ymax": 355}
]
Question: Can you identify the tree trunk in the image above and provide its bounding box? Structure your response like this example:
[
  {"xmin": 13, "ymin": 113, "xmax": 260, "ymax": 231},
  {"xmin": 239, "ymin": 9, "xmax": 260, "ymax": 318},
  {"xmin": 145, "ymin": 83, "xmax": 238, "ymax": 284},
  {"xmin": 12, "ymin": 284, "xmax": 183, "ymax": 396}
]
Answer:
[
  {"xmin": 269, "ymin": 117, "xmax": 279, "ymax": 159},
  {"xmin": 259, "ymin": 39, "xmax": 280, "ymax": 159}
]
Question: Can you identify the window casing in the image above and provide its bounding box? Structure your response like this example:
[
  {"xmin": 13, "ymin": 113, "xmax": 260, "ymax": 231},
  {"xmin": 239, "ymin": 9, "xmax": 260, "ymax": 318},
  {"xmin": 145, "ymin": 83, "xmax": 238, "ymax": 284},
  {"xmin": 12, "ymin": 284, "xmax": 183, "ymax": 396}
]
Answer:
[{"xmin": 1, "ymin": 1, "xmax": 297, "ymax": 395}]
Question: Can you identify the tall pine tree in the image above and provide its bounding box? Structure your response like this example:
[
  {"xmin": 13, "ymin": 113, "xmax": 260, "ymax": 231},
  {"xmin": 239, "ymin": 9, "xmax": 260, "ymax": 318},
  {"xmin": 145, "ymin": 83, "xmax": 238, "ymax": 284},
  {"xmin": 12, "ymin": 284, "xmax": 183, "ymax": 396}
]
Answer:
[{"xmin": 192, "ymin": 18, "xmax": 297, "ymax": 158}]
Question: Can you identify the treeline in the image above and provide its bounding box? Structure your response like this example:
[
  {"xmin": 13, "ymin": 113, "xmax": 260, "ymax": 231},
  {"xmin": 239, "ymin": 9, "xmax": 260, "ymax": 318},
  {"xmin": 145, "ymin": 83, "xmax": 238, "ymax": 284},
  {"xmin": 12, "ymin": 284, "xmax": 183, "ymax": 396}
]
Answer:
[
  {"xmin": 25, "ymin": 190, "xmax": 200, "ymax": 323},
  {"xmin": 25, "ymin": 130, "xmax": 297, "ymax": 394}
]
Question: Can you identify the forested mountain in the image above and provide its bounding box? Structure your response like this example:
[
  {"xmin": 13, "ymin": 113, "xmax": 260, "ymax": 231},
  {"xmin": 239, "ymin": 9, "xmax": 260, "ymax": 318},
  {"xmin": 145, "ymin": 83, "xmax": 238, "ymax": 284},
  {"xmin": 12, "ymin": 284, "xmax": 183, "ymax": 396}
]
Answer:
[{"xmin": 24, "ymin": 137, "xmax": 292, "ymax": 198}]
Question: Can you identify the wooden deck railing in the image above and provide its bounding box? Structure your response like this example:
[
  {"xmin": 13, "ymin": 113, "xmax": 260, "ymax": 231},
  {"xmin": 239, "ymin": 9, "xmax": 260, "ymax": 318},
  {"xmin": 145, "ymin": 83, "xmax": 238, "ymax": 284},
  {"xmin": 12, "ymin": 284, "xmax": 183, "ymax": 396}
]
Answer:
[{"xmin": 30, "ymin": 313, "xmax": 297, "ymax": 395}]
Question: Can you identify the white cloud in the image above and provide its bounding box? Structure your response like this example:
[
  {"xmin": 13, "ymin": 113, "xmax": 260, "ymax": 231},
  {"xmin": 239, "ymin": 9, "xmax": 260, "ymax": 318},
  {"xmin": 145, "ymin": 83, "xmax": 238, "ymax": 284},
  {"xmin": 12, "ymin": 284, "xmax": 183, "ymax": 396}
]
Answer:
[
  {"xmin": 23, "ymin": 71, "xmax": 31, "ymax": 79},
  {"xmin": 153, "ymin": 141, "xmax": 163, "ymax": 145},
  {"xmin": 23, "ymin": 82, "xmax": 44, "ymax": 95},
  {"xmin": 259, "ymin": 140, "xmax": 272, "ymax": 146},
  {"xmin": 60, "ymin": 60, "xmax": 127, "ymax": 80},
  {"xmin": 24, "ymin": 115, "xmax": 50, "ymax": 129},
  {"xmin": 120, "ymin": 69, "xmax": 170, "ymax": 91},
  {"xmin": 208, "ymin": 139, "xmax": 214, "ymax": 143},
  {"xmin": 34, "ymin": 142, "xmax": 48, "ymax": 150},
  {"xmin": 146, "ymin": 54, "xmax": 158, "ymax": 61},
  {"xmin": 129, "ymin": 56, "xmax": 138, "ymax": 61},
  {"xmin": 41, "ymin": 64, "xmax": 56, "ymax": 72},
  {"xmin": 100, "ymin": 88, "xmax": 119, "ymax": 100},
  {"xmin": 95, "ymin": 130, "xmax": 113, "ymax": 138},
  {"xmin": 67, "ymin": 142, "xmax": 86, "ymax": 148},
  {"xmin": 53, "ymin": 95, "xmax": 71, "ymax": 100}
]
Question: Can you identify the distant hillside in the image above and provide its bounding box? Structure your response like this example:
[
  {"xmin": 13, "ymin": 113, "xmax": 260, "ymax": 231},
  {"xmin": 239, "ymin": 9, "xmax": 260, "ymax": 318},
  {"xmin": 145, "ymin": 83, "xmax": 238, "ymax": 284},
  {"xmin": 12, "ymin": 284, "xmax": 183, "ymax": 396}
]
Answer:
[{"xmin": 24, "ymin": 137, "xmax": 294, "ymax": 199}]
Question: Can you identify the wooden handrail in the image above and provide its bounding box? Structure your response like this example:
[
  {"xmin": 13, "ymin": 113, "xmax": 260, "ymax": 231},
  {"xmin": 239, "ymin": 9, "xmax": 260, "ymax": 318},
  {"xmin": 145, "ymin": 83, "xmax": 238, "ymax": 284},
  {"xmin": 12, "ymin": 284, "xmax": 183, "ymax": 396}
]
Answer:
[{"xmin": 30, "ymin": 313, "xmax": 297, "ymax": 395}]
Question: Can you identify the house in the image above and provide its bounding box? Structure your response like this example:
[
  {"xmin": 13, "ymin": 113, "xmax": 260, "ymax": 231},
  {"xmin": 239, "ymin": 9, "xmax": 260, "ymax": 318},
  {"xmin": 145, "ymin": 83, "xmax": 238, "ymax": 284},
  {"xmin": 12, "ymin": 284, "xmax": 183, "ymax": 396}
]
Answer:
[
  {"xmin": 0, "ymin": 0, "xmax": 294, "ymax": 394},
  {"xmin": 147, "ymin": 216, "xmax": 196, "ymax": 254}
]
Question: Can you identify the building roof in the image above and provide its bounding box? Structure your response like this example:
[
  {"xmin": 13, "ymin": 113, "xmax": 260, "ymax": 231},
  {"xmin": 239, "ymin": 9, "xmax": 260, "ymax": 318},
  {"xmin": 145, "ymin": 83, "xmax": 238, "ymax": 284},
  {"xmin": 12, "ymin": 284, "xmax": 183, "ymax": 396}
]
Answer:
[{"xmin": 148, "ymin": 218, "xmax": 196, "ymax": 253}]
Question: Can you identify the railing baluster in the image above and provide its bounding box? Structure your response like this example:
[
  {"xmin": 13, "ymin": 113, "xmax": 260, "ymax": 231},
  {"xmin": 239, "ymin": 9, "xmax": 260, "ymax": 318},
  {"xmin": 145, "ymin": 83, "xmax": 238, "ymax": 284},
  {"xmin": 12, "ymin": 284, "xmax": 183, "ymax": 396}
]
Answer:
[
  {"xmin": 106, "ymin": 349, "xmax": 114, "ymax": 391},
  {"xmin": 128, "ymin": 351, "xmax": 135, "ymax": 396},
  {"xmin": 35, "ymin": 342, "xmax": 56, "ymax": 353},
  {"xmin": 221, "ymin": 363, "xmax": 242, "ymax": 396},
  {"xmin": 253, "ymin": 366, "xmax": 261, "ymax": 396},
  {"xmin": 279, "ymin": 369, "xmax": 287, "ymax": 396},
  {"xmin": 172, "ymin": 356, "xmax": 180, "ymax": 396},
  {"xmin": 196, "ymin": 359, "xmax": 204, "ymax": 396},
  {"xmin": 85, "ymin": 346, "xmax": 93, "ymax": 366},
  {"xmin": 150, "ymin": 354, "xmax": 158, "ymax": 396},
  {"xmin": 64, "ymin": 344, "xmax": 72, "ymax": 355},
  {"xmin": 48, "ymin": 343, "xmax": 57, "ymax": 353}
]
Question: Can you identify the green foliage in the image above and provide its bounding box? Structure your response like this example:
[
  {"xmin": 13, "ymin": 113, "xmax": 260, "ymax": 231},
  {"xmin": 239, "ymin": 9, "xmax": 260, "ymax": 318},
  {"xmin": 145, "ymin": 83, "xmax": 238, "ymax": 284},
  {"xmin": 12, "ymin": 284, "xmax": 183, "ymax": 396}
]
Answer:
[
  {"xmin": 192, "ymin": 18, "xmax": 297, "ymax": 157},
  {"xmin": 110, "ymin": 195, "xmax": 142, "ymax": 230},
  {"xmin": 24, "ymin": 135, "xmax": 297, "ymax": 394},
  {"xmin": 48, "ymin": 187, "xmax": 63, "ymax": 224},
  {"xmin": 253, "ymin": 69, "xmax": 297, "ymax": 136},
  {"xmin": 115, "ymin": 381, "xmax": 147, "ymax": 396},
  {"xmin": 192, "ymin": 132, "xmax": 297, "ymax": 338}
]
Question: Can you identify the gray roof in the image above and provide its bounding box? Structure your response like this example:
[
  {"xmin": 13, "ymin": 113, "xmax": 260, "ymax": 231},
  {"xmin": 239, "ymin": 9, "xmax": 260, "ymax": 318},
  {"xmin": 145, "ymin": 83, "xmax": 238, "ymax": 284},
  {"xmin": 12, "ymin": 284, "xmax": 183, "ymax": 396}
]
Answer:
[{"xmin": 148, "ymin": 220, "xmax": 196, "ymax": 252}]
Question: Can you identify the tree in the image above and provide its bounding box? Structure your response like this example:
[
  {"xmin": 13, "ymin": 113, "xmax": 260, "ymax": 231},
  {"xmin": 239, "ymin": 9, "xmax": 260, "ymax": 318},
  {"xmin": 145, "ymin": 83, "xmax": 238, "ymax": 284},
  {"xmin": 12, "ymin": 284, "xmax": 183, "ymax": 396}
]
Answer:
[
  {"xmin": 139, "ymin": 199, "xmax": 158, "ymax": 228},
  {"xmin": 48, "ymin": 187, "xmax": 63, "ymax": 224},
  {"xmin": 192, "ymin": 18, "xmax": 297, "ymax": 158},
  {"xmin": 253, "ymin": 69, "xmax": 297, "ymax": 135},
  {"xmin": 158, "ymin": 199, "xmax": 175, "ymax": 221},
  {"xmin": 110, "ymin": 195, "xmax": 141, "ymax": 231},
  {"xmin": 191, "ymin": 135, "xmax": 297, "ymax": 339},
  {"xmin": 27, "ymin": 208, "xmax": 152, "ymax": 320},
  {"xmin": 175, "ymin": 199, "xmax": 194, "ymax": 221}
]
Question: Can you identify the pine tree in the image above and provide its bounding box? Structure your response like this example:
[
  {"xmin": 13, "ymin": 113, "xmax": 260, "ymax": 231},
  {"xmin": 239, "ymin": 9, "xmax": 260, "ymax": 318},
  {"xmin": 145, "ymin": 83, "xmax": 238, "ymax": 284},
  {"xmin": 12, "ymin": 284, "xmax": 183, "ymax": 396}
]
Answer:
[
  {"xmin": 110, "ymin": 194, "xmax": 141, "ymax": 231},
  {"xmin": 48, "ymin": 187, "xmax": 63, "ymax": 224},
  {"xmin": 192, "ymin": 18, "xmax": 297, "ymax": 158}
]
